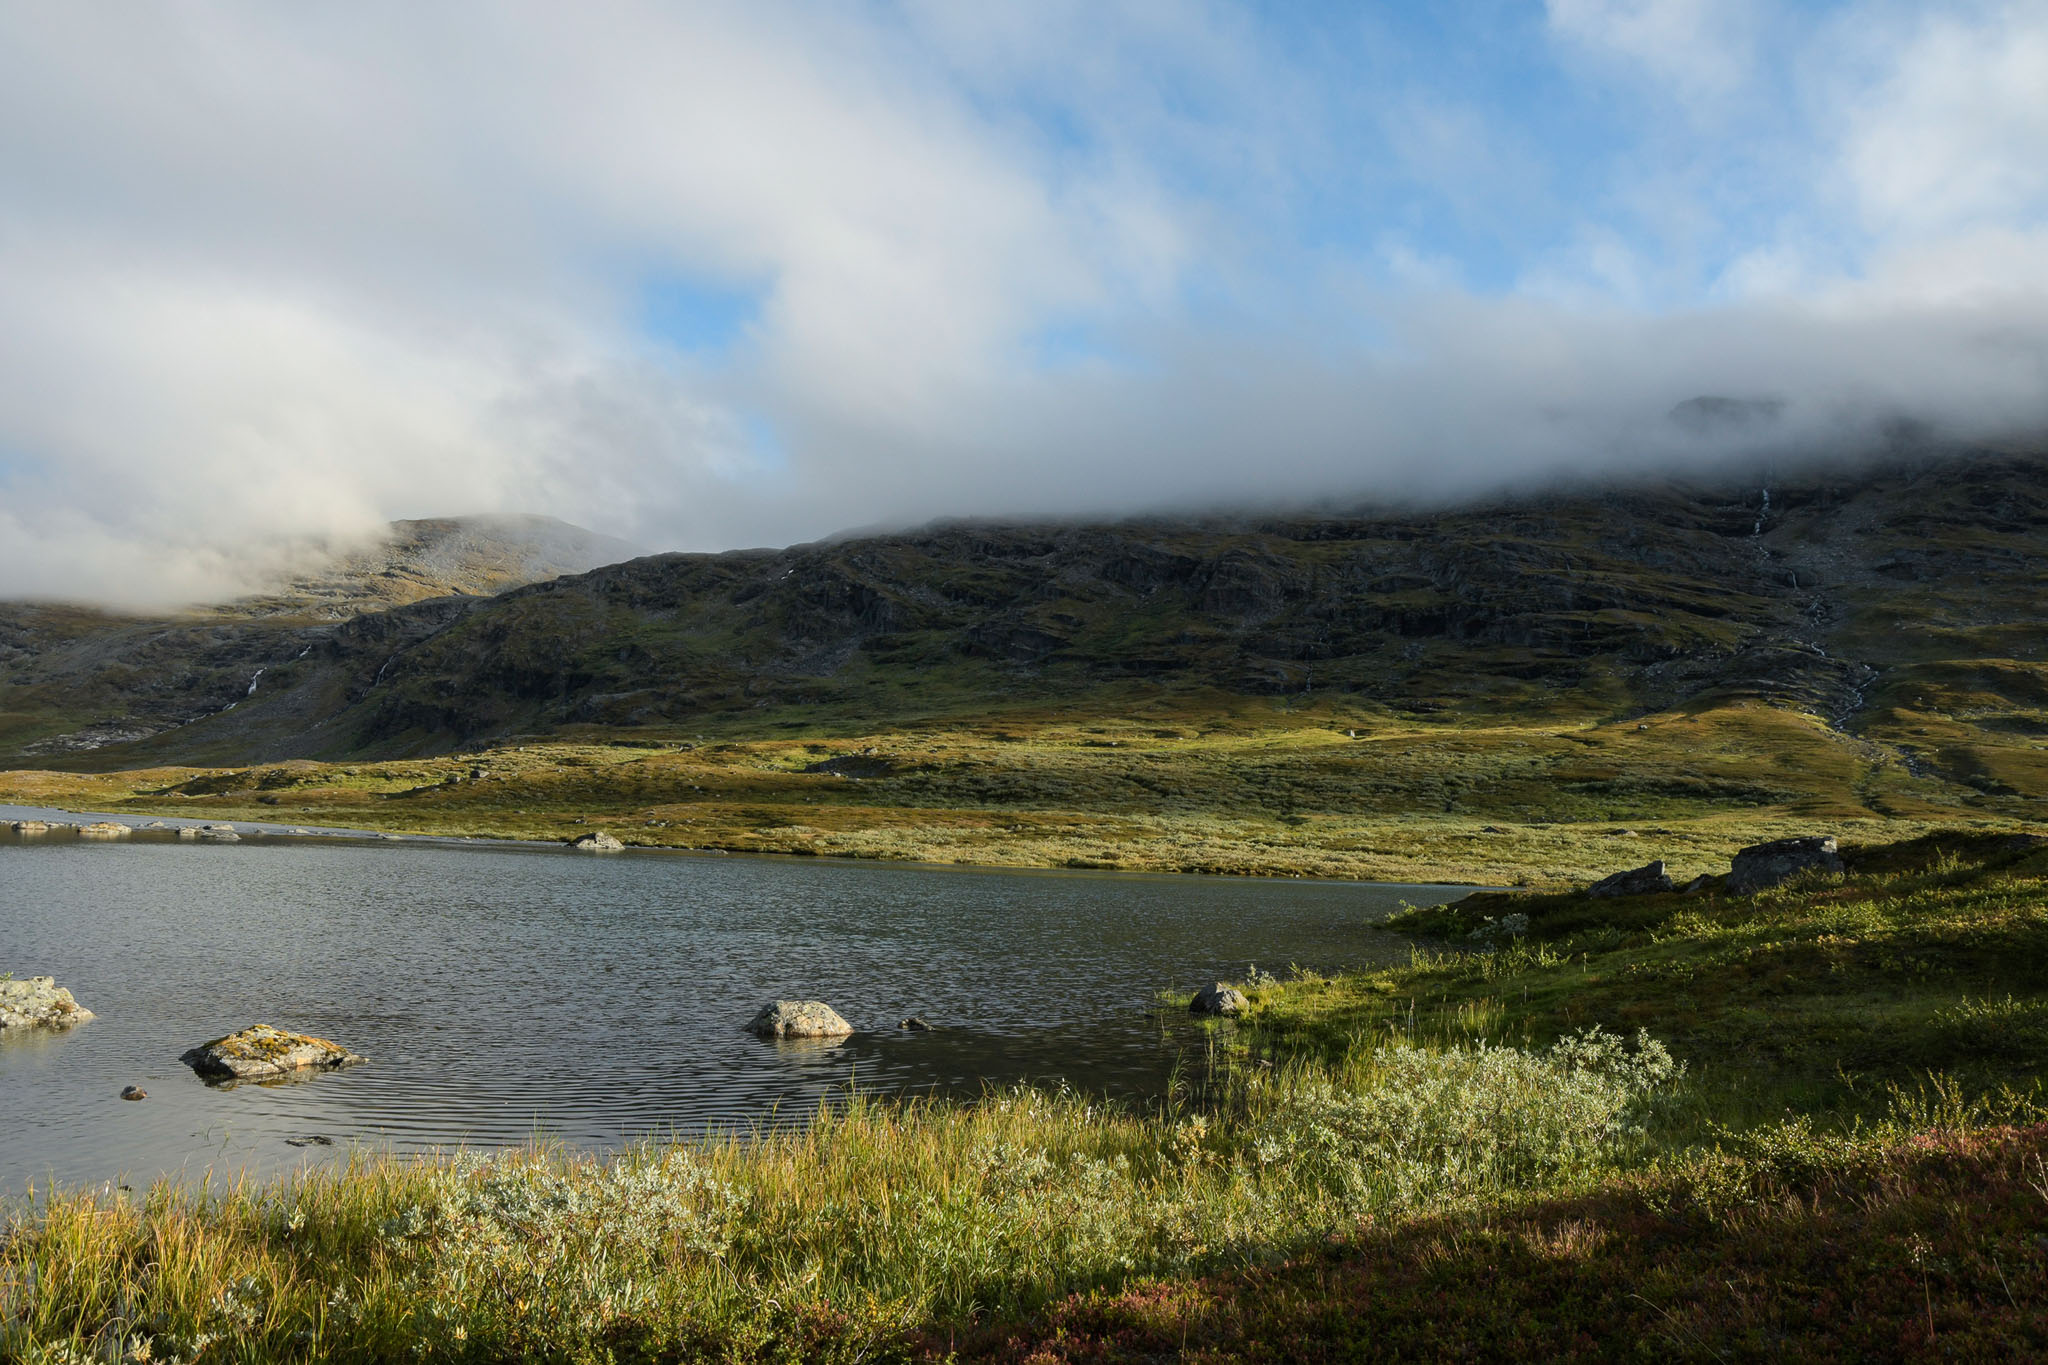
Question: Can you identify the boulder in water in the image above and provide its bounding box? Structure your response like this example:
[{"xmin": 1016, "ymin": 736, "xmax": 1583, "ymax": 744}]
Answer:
[
  {"xmin": 79, "ymin": 821, "xmax": 131, "ymax": 839},
  {"xmin": 180, "ymin": 1025, "xmax": 365, "ymax": 1081},
  {"xmin": 746, "ymin": 1000, "xmax": 853, "ymax": 1038},
  {"xmin": 10, "ymin": 820, "xmax": 51, "ymax": 835},
  {"xmin": 0, "ymin": 976, "xmax": 95, "ymax": 1031},
  {"xmin": 1727, "ymin": 836, "xmax": 1842, "ymax": 896},
  {"xmin": 1587, "ymin": 861, "xmax": 1675, "ymax": 897},
  {"xmin": 572, "ymin": 831, "xmax": 625, "ymax": 852},
  {"xmin": 1190, "ymin": 983, "xmax": 1250, "ymax": 1016}
]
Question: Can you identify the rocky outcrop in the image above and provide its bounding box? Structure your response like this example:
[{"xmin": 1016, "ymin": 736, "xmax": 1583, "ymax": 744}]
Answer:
[
  {"xmin": 1190, "ymin": 983, "xmax": 1250, "ymax": 1016},
  {"xmin": 0, "ymin": 976, "xmax": 95, "ymax": 1030},
  {"xmin": 746, "ymin": 1000, "xmax": 854, "ymax": 1038},
  {"xmin": 1587, "ymin": 861, "xmax": 1676, "ymax": 898},
  {"xmin": 180, "ymin": 1025, "xmax": 365, "ymax": 1081},
  {"xmin": 572, "ymin": 831, "xmax": 625, "ymax": 852},
  {"xmin": 1727, "ymin": 836, "xmax": 1843, "ymax": 895}
]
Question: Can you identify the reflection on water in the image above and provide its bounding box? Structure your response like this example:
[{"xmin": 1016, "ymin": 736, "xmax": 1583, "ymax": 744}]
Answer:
[{"xmin": 1, "ymin": 816, "xmax": 1471, "ymax": 1185}]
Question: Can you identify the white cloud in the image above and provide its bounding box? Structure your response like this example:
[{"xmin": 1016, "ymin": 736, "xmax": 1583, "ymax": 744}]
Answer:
[
  {"xmin": 1839, "ymin": 3, "xmax": 2048, "ymax": 239},
  {"xmin": 1545, "ymin": 0, "xmax": 1760, "ymax": 104},
  {"xmin": 0, "ymin": 1, "xmax": 2044, "ymax": 608}
]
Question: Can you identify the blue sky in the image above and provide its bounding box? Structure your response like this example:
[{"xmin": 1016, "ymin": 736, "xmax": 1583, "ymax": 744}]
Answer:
[{"xmin": 0, "ymin": 0, "xmax": 2045, "ymax": 604}]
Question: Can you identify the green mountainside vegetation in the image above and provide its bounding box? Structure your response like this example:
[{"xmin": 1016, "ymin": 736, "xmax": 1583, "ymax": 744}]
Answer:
[{"xmin": 3, "ymin": 446, "xmax": 2045, "ymax": 880}]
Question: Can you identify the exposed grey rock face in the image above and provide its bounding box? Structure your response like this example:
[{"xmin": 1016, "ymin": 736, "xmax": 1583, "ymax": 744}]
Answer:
[
  {"xmin": 572, "ymin": 831, "xmax": 625, "ymax": 852},
  {"xmin": 0, "ymin": 976, "xmax": 95, "ymax": 1030},
  {"xmin": 1727, "ymin": 836, "xmax": 1842, "ymax": 895},
  {"xmin": 180, "ymin": 1025, "xmax": 365, "ymax": 1081},
  {"xmin": 1190, "ymin": 983, "xmax": 1250, "ymax": 1016},
  {"xmin": 1587, "ymin": 861, "xmax": 1675, "ymax": 898},
  {"xmin": 746, "ymin": 1000, "xmax": 854, "ymax": 1038}
]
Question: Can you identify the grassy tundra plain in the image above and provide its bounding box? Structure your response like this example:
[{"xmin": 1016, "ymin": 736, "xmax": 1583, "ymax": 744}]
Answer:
[
  {"xmin": 8, "ymin": 832, "xmax": 2048, "ymax": 1361},
  {"xmin": 0, "ymin": 690, "xmax": 2035, "ymax": 886}
]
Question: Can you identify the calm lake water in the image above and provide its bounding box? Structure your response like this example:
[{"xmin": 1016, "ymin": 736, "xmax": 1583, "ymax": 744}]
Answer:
[{"xmin": 1, "ymin": 812, "xmax": 1471, "ymax": 1186}]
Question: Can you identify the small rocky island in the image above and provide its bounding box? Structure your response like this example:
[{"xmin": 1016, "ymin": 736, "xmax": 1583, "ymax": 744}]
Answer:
[
  {"xmin": 746, "ymin": 1000, "xmax": 854, "ymax": 1038},
  {"xmin": 180, "ymin": 1025, "xmax": 365, "ymax": 1081},
  {"xmin": 0, "ymin": 976, "xmax": 94, "ymax": 1031}
]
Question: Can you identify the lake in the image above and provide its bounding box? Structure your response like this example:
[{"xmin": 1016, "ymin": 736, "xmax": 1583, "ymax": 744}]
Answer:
[{"xmin": 1, "ymin": 812, "xmax": 1471, "ymax": 1186}]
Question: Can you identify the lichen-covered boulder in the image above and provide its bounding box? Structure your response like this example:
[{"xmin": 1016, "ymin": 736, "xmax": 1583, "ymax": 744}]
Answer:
[
  {"xmin": 1191, "ymin": 983, "xmax": 1250, "ymax": 1016},
  {"xmin": 1727, "ymin": 836, "xmax": 1842, "ymax": 896},
  {"xmin": 1587, "ymin": 860, "xmax": 1675, "ymax": 898},
  {"xmin": 0, "ymin": 976, "xmax": 95, "ymax": 1030},
  {"xmin": 180, "ymin": 1025, "xmax": 365, "ymax": 1081},
  {"xmin": 572, "ymin": 831, "xmax": 625, "ymax": 852},
  {"xmin": 746, "ymin": 1000, "xmax": 854, "ymax": 1038}
]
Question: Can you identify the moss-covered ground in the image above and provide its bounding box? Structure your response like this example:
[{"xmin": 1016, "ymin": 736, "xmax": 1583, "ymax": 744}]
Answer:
[{"xmin": 1, "ymin": 691, "xmax": 2032, "ymax": 884}]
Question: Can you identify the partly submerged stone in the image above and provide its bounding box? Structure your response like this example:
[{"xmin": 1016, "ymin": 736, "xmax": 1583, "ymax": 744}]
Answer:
[
  {"xmin": 572, "ymin": 830, "xmax": 626, "ymax": 852},
  {"xmin": 121, "ymin": 1085, "xmax": 147, "ymax": 1101},
  {"xmin": 196, "ymin": 825, "xmax": 241, "ymax": 843},
  {"xmin": 180, "ymin": 1025, "xmax": 365, "ymax": 1081},
  {"xmin": 1727, "ymin": 836, "xmax": 1842, "ymax": 896},
  {"xmin": 78, "ymin": 821, "xmax": 131, "ymax": 839},
  {"xmin": 899, "ymin": 1016, "xmax": 932, "ymax": 1031},
  {"xmin": 746, "ymin": 1000, "xmax": 854, "ymax": 1038},
  {"xmin": 1587, "ymin": 860, "xmax": 1675, "ymax": 898},
  {"xmin": 0, "ymin": 976, "xmax": 95, "ymax": 1031},
  {"xmin": 1190, "ymin": 983, "xmax": 1250, "ymax": 1016},
  {"xmin": 10, "ymin": 820, "xmax": 52, "ymax": 835}
]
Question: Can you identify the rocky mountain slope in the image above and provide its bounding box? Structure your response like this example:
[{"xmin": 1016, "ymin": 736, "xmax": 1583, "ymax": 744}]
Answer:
[{"xmin": 2, "ymin": 449, "xmax": 2045, "ymax": 807}]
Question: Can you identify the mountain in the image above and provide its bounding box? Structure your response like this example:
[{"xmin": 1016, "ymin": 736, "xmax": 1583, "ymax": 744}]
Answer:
[
  {"xmin": 0, "ymin": 514, "xmax": 636, "ymax": 758},
  {"xmin": 2, "ymin": 450, "xmax": 2046, "ymax": 822}
]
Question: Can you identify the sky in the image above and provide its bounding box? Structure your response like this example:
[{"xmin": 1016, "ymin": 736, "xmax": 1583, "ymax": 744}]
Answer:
[{"xmin": 2, "ymin": 0, "xmax": 2046, "ymax": 606}]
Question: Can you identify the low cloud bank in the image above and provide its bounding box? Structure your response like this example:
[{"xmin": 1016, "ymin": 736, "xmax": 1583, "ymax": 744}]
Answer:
[{"xmin": 1, "ymin": 2, "xmax": 2044, "ymax": 607}]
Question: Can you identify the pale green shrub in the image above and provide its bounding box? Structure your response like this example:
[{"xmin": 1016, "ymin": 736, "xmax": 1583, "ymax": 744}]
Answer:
[{"xmin": 1245, "ymin": 1027, "xmax": 1682, "ymax": 1211}]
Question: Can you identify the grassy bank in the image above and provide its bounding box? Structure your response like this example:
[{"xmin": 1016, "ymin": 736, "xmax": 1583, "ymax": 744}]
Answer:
[
  {"xmin": 8, "ymin": 831, "xmax": 2048, "ymax": 1360},
  {"xmin": 0, "ymin": 695, "xmax": 2027, "ymax": 883}
]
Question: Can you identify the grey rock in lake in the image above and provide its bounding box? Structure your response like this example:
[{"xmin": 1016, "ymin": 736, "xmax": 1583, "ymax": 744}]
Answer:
[
  {"xmin": 10, "ymin": 820, "xmax": 52, "ymax": 835},
  {"xmin": 0, "ymin": 976, "xmax": 96, "ymax": 1031},
  {"xmin": 1190, "ymin": 983, "xmax": 1249, "ymax": 1016},
  {"xmin": 1587, "ymin": 860, "xmax": 1675, "ymax": 898},
  {"xmin": 1727, "ymin": 836, "xmax": 1842, "ymax": 896},
  {"xmin": 180, "ymin": 1025, "xmax": 365, "ymax": 1081},
  {"xmin": 120, "ymin": 1085, "xmax": 147, "ymax": 1101},
  {"xmin": 78, "ymin": 821, "xmax": 131, "ymax": 839},
  {"xmin": 176, "ymin": 826, "xmax": 200, "ymax": 841},
  {"xmin": 572, "ymin": 830, "xmax": 626, "ymax": 852},
  {"xmin": 196, "ymin": 825, "xmax": 241, "ymax": 843},
  {"xmin": 899, "ymin": 1016, "xmax": 932, "ymax": 1031},
  {"xmin": 746, "ymin": 1000, "xmax": 854, "ymax": 1038}
]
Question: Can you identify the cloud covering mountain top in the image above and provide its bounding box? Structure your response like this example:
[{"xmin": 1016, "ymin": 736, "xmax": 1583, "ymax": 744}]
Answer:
[{"xmin": 2, "ymin": 0, "xmax": 2045, "ymax": 606}]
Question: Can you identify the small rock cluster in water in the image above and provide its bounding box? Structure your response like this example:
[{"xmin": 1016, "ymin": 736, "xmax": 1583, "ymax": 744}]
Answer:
[{"xmin": 0, "ymin": 975, "xmax": 95, "ymax": 1031}]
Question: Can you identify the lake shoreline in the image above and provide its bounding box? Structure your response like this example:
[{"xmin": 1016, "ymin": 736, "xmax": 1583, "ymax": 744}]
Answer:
[{"xmin": 2, "ymin": 801, "xmax": 1504, "ymax": 887}]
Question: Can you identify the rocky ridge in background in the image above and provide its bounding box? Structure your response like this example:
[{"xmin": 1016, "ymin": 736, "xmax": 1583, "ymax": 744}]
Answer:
[{"xmin": 1, "ymin": 446, "xmax": 2046, "ymax": 777}]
